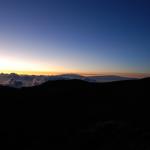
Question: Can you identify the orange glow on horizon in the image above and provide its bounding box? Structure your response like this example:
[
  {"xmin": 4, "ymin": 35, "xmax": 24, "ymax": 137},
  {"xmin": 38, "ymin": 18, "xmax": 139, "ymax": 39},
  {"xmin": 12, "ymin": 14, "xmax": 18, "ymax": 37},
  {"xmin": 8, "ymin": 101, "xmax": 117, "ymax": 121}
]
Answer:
[
  {"xmin": 0, "ymin": 69, "xmax": 149, "ymax": 78},
  {"xmin": 0, "ymin": 56, "xmax": 73, "ymax": 75},
  {"xmin": 0, "ymin": 55, "xmax": 149, "ymax": 78}
]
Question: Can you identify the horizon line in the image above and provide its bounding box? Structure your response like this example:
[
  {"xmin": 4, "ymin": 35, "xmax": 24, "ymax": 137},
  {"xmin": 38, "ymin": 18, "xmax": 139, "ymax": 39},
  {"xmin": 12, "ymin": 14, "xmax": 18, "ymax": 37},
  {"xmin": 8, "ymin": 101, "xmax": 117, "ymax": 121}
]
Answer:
[{"xmin": 0, "ymin": 70, "xmax": 150, "ymax": 78}]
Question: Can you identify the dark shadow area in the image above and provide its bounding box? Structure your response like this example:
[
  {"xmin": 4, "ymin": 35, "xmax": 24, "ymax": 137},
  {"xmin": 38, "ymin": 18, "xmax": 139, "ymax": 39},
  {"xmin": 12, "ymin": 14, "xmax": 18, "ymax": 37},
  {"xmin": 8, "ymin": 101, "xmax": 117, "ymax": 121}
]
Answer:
[{"xmin": 0, "ymin": 78, "xmax": 150, "ymax": 149}]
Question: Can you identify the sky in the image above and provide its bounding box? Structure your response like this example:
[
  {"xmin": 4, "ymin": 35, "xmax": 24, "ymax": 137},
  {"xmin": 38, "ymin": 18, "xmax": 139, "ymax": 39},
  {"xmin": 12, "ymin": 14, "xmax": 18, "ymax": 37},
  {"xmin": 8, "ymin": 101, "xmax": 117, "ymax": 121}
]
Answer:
[{"xmin": 0, "ymin": 0, "xmax": 150, "ymax": 77}]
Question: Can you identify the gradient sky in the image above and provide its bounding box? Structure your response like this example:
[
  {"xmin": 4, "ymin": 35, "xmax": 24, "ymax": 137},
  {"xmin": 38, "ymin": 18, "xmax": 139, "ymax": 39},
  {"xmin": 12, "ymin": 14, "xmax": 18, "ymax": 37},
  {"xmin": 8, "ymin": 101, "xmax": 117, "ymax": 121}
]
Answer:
[{"xmin": 0, "ymin": 0, "xmax": 150, "ymax": 76}]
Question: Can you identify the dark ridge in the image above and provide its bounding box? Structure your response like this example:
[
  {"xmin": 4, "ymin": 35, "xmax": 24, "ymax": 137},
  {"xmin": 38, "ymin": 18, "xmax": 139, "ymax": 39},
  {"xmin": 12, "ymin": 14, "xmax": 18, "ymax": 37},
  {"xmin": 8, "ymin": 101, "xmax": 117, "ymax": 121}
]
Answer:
[
  {"xmin": 39, "ymin": 79, "xmax": 91, "ymax": 87},
  {"xmin": 0, "ymin": 78, "xmax": 149, "ymax": 149}
]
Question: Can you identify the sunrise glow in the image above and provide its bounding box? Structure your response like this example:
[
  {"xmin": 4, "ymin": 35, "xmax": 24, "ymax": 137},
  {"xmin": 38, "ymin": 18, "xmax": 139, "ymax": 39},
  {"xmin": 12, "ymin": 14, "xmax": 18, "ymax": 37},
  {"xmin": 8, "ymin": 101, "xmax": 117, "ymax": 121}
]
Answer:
[{"xmin": 0, "ymin": 0, "xmax": 149, "ymax": 78}]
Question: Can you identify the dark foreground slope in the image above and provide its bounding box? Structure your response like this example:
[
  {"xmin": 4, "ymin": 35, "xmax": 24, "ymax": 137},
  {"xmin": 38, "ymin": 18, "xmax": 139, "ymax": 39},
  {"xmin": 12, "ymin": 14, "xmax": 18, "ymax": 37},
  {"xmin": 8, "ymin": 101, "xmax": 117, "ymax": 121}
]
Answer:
[{"xmin": 0, "ymin": 78, "xmax": 150, "ymax": 149}]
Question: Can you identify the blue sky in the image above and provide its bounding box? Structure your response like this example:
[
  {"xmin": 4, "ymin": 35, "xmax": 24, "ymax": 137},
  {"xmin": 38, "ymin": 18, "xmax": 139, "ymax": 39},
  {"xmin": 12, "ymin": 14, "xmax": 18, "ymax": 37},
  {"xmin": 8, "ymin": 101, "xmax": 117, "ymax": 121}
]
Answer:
[{"xmin": 0, "ymin": 0, "xmax": 150, "ymax": 76}]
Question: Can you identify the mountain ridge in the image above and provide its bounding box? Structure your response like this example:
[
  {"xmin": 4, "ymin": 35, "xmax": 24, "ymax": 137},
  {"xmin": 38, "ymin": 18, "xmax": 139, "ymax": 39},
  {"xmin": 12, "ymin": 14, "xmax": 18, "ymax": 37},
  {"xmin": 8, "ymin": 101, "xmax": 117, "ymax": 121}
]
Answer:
[
  {"xmin": 0, "ymin": 73, "xmax": 139, "ymax": 88},
  {"xmin": 0, "ymin": 78, "xmax": 149, "ymax": 149}
]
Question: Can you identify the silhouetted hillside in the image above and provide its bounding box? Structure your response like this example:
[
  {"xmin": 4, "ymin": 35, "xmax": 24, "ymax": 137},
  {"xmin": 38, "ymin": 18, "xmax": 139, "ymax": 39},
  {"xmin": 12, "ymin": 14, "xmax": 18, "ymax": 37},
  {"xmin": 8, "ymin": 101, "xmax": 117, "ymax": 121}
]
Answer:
[
  {"xmin": 0, "ymin": 73, "xmax": 136, "ymax": 88},
  {"xmin": 0, "ymin": 78, "xmax": 149, "ymax": 150}
]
